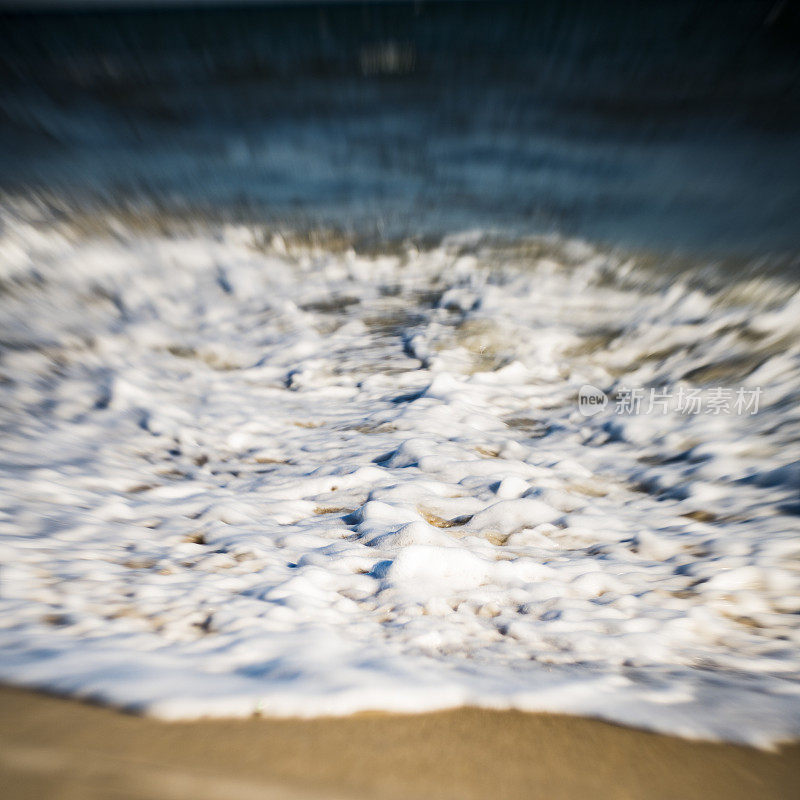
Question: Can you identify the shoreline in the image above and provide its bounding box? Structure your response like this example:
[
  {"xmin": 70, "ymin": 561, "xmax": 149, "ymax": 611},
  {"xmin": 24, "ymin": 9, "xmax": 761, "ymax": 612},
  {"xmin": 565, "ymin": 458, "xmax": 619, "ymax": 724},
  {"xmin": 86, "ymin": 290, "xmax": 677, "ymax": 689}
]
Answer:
[{"xmin": 1, "ymin": 686, "xmax": 799, "ymax": 800}]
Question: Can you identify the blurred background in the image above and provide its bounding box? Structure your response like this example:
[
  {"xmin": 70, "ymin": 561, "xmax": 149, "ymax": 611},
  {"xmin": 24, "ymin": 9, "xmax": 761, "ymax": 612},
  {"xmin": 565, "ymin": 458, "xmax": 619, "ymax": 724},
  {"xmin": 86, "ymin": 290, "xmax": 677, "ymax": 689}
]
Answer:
[{"xmin": 0, "ymin": 0, "xmax": 799, "ymax": 259}]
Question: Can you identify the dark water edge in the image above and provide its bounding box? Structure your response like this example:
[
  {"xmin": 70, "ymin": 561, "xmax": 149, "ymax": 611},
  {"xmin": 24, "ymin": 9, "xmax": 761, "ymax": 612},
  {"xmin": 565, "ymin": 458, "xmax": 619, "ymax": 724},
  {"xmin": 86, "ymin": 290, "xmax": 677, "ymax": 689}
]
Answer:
[{"xmin": 1, "ymin": 1, "xmax": 799, "ymax": 261}]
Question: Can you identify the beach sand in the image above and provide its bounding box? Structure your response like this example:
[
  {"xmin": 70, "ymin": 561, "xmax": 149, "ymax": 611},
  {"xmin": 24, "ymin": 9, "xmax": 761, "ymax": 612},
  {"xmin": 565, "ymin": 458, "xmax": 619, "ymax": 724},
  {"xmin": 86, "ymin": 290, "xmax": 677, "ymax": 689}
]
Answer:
[{"xmin": 1, "ymin": 686, "xmax": 798, "ymax": 800}]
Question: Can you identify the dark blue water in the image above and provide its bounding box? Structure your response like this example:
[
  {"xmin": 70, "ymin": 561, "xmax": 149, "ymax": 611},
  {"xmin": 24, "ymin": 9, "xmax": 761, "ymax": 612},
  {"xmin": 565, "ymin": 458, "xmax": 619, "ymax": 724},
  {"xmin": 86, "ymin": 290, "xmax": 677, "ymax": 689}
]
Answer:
[{"xmin": 1, "ymin": 1, "xmax": 799, "ymax": 257}]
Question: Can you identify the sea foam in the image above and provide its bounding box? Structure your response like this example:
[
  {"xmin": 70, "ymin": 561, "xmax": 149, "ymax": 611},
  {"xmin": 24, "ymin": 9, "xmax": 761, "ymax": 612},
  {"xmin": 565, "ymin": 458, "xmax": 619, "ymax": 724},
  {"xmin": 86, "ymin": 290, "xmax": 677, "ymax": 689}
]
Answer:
[{"xmin": 0, "ymin": 213, "xmax": 798, "ymax": 746}]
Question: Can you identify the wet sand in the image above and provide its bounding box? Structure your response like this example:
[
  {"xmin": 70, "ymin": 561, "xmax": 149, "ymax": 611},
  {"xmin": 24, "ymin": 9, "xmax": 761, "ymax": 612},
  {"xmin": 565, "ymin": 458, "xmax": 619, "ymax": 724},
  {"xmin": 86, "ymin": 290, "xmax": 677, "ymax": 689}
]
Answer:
[{"xmin": 1, "ymin": 686, "xmax": 798, "ymax": 800}]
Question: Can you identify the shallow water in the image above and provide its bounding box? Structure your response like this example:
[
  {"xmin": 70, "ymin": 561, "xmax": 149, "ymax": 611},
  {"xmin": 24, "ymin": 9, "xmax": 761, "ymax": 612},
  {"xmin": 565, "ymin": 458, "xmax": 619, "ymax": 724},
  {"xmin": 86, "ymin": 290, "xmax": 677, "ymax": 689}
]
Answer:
[
  {"xmin": 0, "ymin": 216, "xmax": 798, "ymax": 744},
  {"xmin": 0, "ymin": 2, "xmax": 799, "ymax": 745}
]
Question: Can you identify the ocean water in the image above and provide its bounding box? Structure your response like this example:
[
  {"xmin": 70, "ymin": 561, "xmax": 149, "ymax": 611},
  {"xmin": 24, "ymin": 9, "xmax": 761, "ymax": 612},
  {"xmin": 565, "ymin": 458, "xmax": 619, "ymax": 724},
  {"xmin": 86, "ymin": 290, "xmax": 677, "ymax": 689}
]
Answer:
[
  {"xmin": 0, "ymin": 1, "xmax": 799, "ymax": 745},
  {"xmin": 2, "ymin": 0, "xmax": 800, "ymax": 254}
]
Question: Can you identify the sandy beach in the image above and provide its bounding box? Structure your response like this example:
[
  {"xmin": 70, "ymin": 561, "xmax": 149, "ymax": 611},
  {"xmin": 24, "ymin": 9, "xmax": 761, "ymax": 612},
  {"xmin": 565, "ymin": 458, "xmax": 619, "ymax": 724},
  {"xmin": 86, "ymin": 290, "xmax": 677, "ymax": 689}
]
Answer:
[{"xmin": 1, "ymin": 686, "xmax": 798, "ymax": 800}]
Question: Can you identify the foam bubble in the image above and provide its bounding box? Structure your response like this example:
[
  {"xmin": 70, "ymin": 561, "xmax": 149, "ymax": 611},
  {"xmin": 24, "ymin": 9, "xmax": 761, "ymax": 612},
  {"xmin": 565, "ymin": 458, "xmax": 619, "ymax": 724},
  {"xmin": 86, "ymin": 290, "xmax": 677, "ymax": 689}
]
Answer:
[{"xmin": 0, "ymin": 215, "xmax": 799, "ymax": 745}]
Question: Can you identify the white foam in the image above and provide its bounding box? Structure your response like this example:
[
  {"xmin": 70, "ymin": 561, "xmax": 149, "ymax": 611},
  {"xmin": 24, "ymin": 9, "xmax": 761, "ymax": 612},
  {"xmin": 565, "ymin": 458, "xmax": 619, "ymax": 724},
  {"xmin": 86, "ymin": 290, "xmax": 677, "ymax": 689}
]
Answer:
[{"xmin": 0, "ymin": 214, "xmax": 799, "ymax": 746}]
